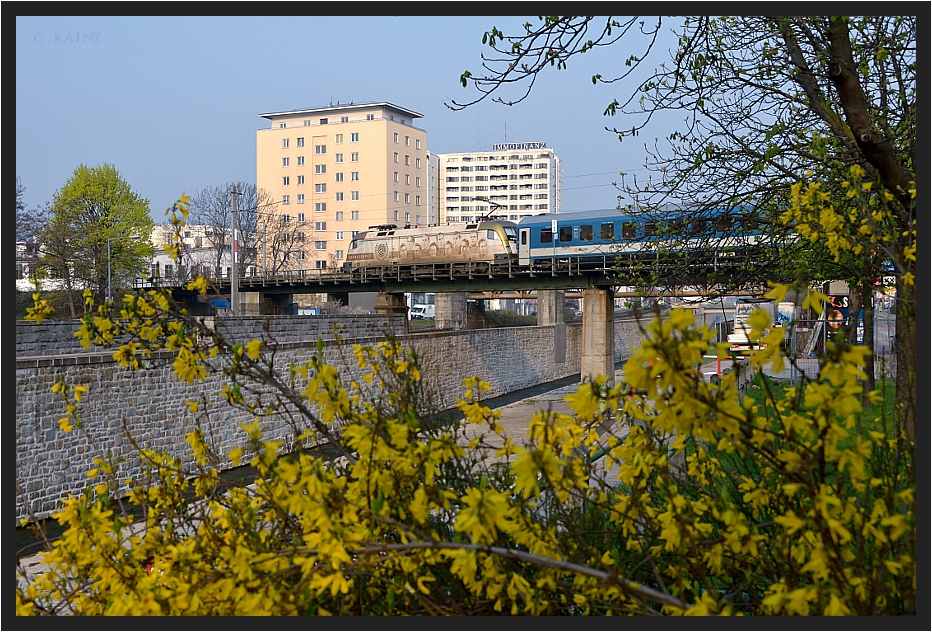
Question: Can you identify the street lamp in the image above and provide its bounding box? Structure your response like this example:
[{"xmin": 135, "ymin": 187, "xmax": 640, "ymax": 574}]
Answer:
[{"xmin": 107, "ymin": 234, "xmax": 140, "ymax": 304}]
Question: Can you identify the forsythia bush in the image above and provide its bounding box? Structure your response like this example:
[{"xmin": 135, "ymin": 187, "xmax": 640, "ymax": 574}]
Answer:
[{"xmin": 16, "ymin": 199, "xmax": 914, "ymax": 616}]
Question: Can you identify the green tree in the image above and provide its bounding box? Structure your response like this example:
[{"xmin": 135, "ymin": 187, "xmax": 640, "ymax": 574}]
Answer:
[
  {"xmin": 452, "ymin": 15, "xmax": 916, "ymax": 440},
  {"xmin": 46, "ymin": 164, "xmax": 155, "ymax": 308}
]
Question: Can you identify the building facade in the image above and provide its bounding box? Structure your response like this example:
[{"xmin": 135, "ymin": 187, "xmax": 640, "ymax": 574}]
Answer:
[
  {"xmin": 435, "ymin": 143, "xmax": 563, "ymax": 224},
  {"xmin": 257, "ymin": 102, "xmax": 429, "ymax": 271}
]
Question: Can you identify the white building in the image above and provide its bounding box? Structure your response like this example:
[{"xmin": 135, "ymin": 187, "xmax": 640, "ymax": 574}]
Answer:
[{"xmin": 434, "ymin": 142, "xmax": 563, "ymax": 224}]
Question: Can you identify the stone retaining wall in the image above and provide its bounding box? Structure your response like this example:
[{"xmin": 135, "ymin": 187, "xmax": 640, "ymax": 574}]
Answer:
[
  {"xmin": 16, "ymin": 315, "xmax": 403, "ymax": 357},
  {"xmin": 16, "ymin": 317, "xmax": 647, "ymax": 523}
]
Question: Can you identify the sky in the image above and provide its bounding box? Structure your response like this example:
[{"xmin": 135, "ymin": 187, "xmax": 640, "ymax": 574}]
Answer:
[{"xmin": 16, "ymin": 15, "xmax": 684, "ymax": 223}]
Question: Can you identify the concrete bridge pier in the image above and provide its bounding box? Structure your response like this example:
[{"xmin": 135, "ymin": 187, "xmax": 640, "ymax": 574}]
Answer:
[
  {"xmin": 245, "ymin": 292, "xmax": 262, "ymax": 315},
  {"xmin": 435, "ymin": 292, "xmax": 468, "ymax": 330},
  {"xmin": 536, "ymin": 290, "xmax": 565, "ymax": 326},
  {"xmin": 375, "ymin": 292, "xmax": 409, "ymax": 334},
  {"xmin": 581, "ymin": 286, "xmax": 615, "ymax": 385}
]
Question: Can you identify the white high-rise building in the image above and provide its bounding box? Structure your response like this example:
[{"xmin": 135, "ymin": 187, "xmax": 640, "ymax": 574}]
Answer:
[{"xmin": 434, "ymin": 143, "xmax": 563, "ymax": 224}]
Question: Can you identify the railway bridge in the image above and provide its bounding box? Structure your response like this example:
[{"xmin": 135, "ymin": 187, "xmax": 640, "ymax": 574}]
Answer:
[{"xmin": 140, "ymin": 255, "xmax": 765, "ymax": 383}]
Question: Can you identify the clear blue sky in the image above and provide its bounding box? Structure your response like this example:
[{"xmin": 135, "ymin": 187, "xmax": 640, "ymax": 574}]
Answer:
[{"xmin": 17, "ymin": 15, "xmax": 682, "ymax": 222}]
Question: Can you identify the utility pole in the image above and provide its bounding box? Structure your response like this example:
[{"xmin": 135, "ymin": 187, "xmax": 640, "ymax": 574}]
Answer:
[{"xmin": 231, "ymin": 184, "xmax": 239, "ymax": 317}]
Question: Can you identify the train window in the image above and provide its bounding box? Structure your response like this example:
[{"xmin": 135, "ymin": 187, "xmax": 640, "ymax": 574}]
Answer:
[
  {"xmin": 643, "ymin": 221, "xmax": 656, "ymax": 237},
  {"xmin": 559, "ymin": 226, "xmax": 573, "ymax": 242},
  {"xmin": 622, "ymin": 222, "xmax": 637, "ymax": 239},
  {"xmin": 504, "ymin": 227, "xmax": 516, "ymax": 241},
  {"xmin": 691, "ymin": 219, "xmax": 707, "ymax": 234},
  {"xmin": 540, "ymin": 228, "xmax": 553, "ymax": 244},
  {"xmin": 716, "ymin": 217, "xmax": 733, "ymax": 231},
  {"xmin": 600, "ymin": 223, "xmax": 615, "ymax": 239},
  {"xmin": 521, "ymin": 230, "xmax": 527, "ymax": 245},
  {"xmin": 742, "ymin": 218, "xmax": 759, "ymax": 231},
  {"xmin": 580, "ymin": 225, "xmax": 593, "ymax": 241},
  {"xmin": 487, "ymin": 230, "xmax": 496, "ymax": 240}
]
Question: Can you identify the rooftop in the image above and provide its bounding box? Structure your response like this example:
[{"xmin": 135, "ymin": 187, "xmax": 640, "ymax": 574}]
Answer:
[{"xmin": 259, "ymin": 101, "xmax": 423, "ymax": 121}]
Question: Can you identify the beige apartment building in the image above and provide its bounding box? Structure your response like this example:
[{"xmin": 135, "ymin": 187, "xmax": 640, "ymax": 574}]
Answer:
[
  {"xmin": 436, "ymin": 144, "xmax": 563, "ymax": 224},
  {"xmin": 257, "ymin": 102, "xmax": 429, "ymax": 270}
]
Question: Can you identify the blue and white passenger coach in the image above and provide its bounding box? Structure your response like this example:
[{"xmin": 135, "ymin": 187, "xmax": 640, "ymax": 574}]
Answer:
[{"xmin": 516, "ymin": 208, "xmax": 764, "ymax": 267}]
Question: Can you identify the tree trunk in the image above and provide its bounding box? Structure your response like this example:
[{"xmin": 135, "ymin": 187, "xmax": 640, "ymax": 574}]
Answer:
[
  {"xmin": 860, "ymin": 280, "xmax": 875, "ymax": 394},
  {"xmin": 894, "ymin": 275, "xmax": 916, "ymax": 442}
]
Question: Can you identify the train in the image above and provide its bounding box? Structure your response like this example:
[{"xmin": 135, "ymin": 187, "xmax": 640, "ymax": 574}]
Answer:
[{"xmin": 342, "ymin": 207, "xmax": 766, "ymax": 271}]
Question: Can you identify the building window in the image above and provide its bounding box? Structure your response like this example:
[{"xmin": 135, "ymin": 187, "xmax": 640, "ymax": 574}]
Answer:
[
  {"xmin": 316, "ymin": 183, "xmax": 326, "ymax": 193},
  {"xmin": 394, "ymin": 172, "xmax": 399, "ymax": 183},
  {"xmin": 341, "ymin": 116, "xmax": 349, "ymax": 123},
  {"xmin": 416, "ymin": 176, "xmax": 421, "ymax": 187},
  {"xmin": 335, "ymin": 153, "xmax": 344, "ymax": 163},
  {"xmin": 315, "ymin": 260, "xmax": 326, "ymax": 269},
  {"xmin": 416, "ymin": 157, "xmax": 421, "ymax": 168},
  {"xmin": 404, "ymin": 193, "xmax": 410, "ymax": 204},
  {"xmin": 415, "ymin": 195, "xmax": 421, "ymax": 206},
  {"xmin": 297, "ymin": 194, "xmax": 305, "ymax": 204},
  {"xmin": 282, "ymin": 157, "xmax": 290, "ymax": 167},
  {"xmin": 351, "ymin": 229, "xmax": 359, "ymax": 237},
  {"xmin": 405, "ymin": 136, "xmax": 410, "ymax": 146},
  {"xmin": 415, "ymin": 214, "xmax": 421, "ymax": 224},
  {"xmin": 351, "ymin": 211, "xmax": 360, "ymax": 220},
  {"xmin": 393, "ymin": 152, "xmax": 399, "ymax": 163},
  {"xmin": 315, "ymin": 164, "xmax": 326, "ymax": 174},
  {"xmin": 315, "ymin": 221, "xmax": 326, "ymax": 231},
  {"xmin": 304, "ymin": 120, "xmax": 311, "ymax": 126},
  {"xmin": 298, "ymin": 212, "xmax": 305, "ymax": 222},
  {"xmin": 393, "ymin": 210, "xmax": 399, "ymax": 221},
  {"xmin": 297, "ymin": 175, "xmax": 305, "ymax": 185},
  {"xmin": 320, "ymin": 118, "xmax": 328, "ymax": 125},
  {"xmin": 280, "ymin": 123, "xmax": 286, "ymax": 129},
  {"xmin": 336, "ymin": 231, "xmax": 344, "ymax": 240},
  {"xmin": 351, "ymin": 132, "xmax": 359, "ymax": 142},
  {"xmin": 335, "ymin": 192, "xmax": 344, "ymax": 201},
  {"xmin": 335, "ymin": 133, "xmax": 343, "ymax": 143},
  {"xmin": 282, "ymin": 176, "xmax": 290, "ymax": 186},
  {"xmin": 335, "ymin": 211, "xmax": 344, "ymax": 221},
  {"xmin": 405, "ymin": 155, "xmax": 410, "ymax": 166},
  {"xmin": 366, "ymin": 114, "xmax": 374, "ymax": 120},
  {"xmin": 351, "ymin": 152, "xmax": 359, "ymax": 162},
  {"xmin": 394, "ymin": 191, "xmax": 399, "ymax": 202},
  {"xmin": 297, "ymin": 137, "xmax": 305, "ymax": 147},
  {"xmin": 335, "ymin": 249, "xmax": 344, "ymax": 259},
  {"xmin": 282, "ymin": 138, "xmax": 289, "ymax": 148},
  {"xmin": 416, "ymin": 139, "xmax": 421, "ymax": 150},
  {"xmin": 315, "ymin": 202, "xmax": 327, "ymax": 212},
  {"xmin": 297, "ymin": 156, "xmax": 305, "ymax": 166},
  {"xmin": 351, "ymin": 191, "xmax": 359, "ymax": 201},
  {"xmin": 315, "ymin": 145, "xmax": 326, "ymax": 154},
  {"xmin": 282, "ymin": 196, "xmax": 290, "ymax": 205},
  {"xmin": 315, "ymin": 241, "xmax": 327, "ymax": 250},
  {"xmin": 351, "ymin": 172, "xmax": 359, "ymax": 181},
  {"xmin": 393, "ymin": 132, "xmax": 399, "ymax": 143},
  {"xmin": 404, "ymin": 212, "xmax": 410, "ymax": 223},
  {"xmin": 335, "ymin": 172, "xmax": 344, "ymax": 182},
  {"xmin": 297, "ymin": 232, "xmax": 305, "ymax": 242}
]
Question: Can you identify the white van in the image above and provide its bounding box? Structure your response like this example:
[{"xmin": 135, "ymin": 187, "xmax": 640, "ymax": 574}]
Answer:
[{"xmin": 410, "ymin": 304, "xmax": 435, "ymax": 320}]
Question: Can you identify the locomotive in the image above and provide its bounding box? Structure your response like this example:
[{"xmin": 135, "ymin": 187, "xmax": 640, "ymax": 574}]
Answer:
[{"xmin": 343, "ymin": 220, "xmax": 517, "ymax": 270}]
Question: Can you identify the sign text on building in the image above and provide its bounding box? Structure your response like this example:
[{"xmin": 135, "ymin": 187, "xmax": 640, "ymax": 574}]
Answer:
[{"xmin": 491, "ymin": 142, "xmax": 547, "ymax": 151}]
